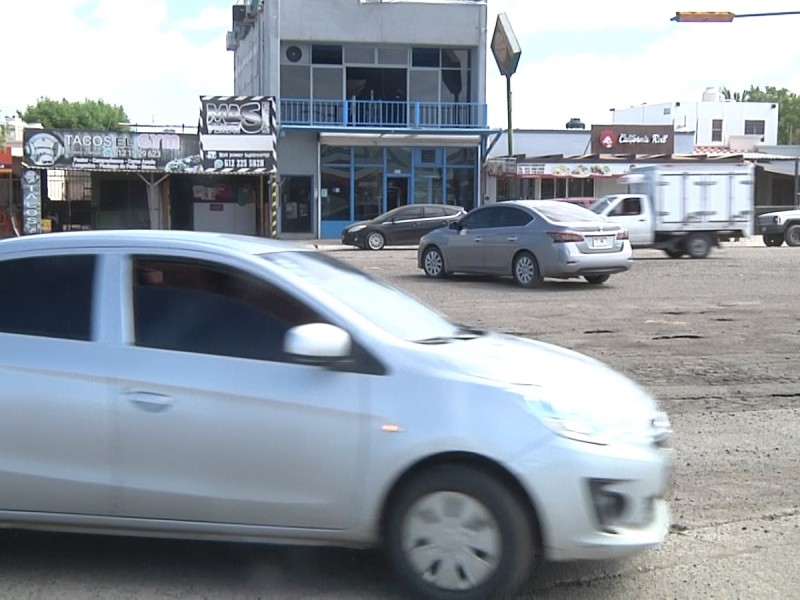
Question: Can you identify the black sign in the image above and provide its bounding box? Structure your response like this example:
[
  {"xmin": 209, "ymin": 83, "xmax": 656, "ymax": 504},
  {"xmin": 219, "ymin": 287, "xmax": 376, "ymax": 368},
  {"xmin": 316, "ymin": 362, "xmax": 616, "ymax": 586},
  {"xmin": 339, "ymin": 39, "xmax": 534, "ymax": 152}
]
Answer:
[
  {"xmin": 21, "ymin": 169, "xmax": 41, "ymax": 235},
  {"xmin": 22, "ymin": 130, "xmax": 201, "ymax": 172},
  {"xmin": 200, "ymin": 96, "xmax": 276, "ymax": 135}
]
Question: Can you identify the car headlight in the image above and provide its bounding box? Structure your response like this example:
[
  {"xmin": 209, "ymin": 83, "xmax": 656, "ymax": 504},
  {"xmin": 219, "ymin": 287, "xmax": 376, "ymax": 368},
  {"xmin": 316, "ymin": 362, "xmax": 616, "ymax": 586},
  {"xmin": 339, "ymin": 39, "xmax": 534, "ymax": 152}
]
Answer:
[
  {"xmin": 348, "ymin": 224, "xmax": 366, "ymax": 233},
  {"xmin": 519, "ymin": 386, "xmax": 612, "ymax": 446}
]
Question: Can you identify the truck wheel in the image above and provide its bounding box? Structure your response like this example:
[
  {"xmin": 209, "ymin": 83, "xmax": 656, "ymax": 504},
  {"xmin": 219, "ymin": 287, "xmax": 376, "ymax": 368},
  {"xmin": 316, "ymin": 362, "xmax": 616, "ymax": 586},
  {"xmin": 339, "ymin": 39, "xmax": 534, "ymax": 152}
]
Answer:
[
  {"xmin": 685, "ymin": 233, "xmax": 712, "ymax": 259},
  {"xmin": 664, "ymin": 248, "xmax": 685, "ymax": 258},
  {"xmin": 784, "ymin": 225, "xmax": 800, "ymax": 247},
  {"xmin": 763, "ymin": 233, "xmax": 784, "ymax": 247}
]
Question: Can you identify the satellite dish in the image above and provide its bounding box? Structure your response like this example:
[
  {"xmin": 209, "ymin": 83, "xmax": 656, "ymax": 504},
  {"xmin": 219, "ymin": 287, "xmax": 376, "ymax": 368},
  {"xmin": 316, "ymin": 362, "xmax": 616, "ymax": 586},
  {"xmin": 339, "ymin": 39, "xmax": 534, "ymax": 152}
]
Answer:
[{"xmin": 286, "ymin": 46, "xmax": 303, "ymax": 63}]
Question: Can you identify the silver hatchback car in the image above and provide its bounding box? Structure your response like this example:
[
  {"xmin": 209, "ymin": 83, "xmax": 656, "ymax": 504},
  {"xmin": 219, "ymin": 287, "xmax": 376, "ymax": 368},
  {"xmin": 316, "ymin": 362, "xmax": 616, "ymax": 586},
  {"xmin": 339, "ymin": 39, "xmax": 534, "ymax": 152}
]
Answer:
[
  {"xmin": 418, "ymin": 200, "xmax": 633, "ymax": 286},
  {"xmin": 0, "ymin": 230, "xmax": 669, "ymax": 599}
]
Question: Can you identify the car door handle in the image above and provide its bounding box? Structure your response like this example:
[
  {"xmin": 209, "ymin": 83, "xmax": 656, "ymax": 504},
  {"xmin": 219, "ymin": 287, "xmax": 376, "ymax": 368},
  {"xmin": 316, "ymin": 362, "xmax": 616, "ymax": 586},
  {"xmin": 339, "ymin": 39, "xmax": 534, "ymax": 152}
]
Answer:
[
  {"xmin": 506, "ymin": 236, "xmax": 518, "ymax": 241},
  {"xmin": 474, "ymin": 237, "xmax": 482, "ymax": 242},
  {"xmin": 124, "ymin": 391, "xmax": 175, "ymax": 412}
]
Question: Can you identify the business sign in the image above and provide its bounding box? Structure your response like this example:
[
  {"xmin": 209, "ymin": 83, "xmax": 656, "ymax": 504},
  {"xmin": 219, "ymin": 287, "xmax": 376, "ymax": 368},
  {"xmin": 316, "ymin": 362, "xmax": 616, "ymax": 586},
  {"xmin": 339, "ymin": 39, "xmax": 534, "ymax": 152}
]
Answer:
[
  {"xmin": 591, "ymin": 125, "xmax": 674, "ymax": 155},
  {"xmin": 21, "ymin": 169, "xmax": 42, "ymax": 235},
  {"xmin": 22, "ymin": 130, "xmax": 202, "ymax": 172},
  {"xmin": 199, "ymin": 95, "xmax": 277, "ymax": 173},
  {"xmin": 491, "ymin": 13, "xmax": 521, "ymax": 77},
  {"xmin": 516, "ymin": 163, "xmax": 632, "ymax": 178}
]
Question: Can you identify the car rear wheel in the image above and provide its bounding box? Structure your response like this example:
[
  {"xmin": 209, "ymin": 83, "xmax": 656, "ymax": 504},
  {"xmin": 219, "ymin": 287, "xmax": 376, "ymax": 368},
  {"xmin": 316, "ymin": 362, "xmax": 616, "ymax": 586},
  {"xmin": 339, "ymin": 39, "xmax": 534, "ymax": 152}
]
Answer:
[
  {"xmin": 386, "ymin": 465, "xmax": 536, "ymax": 600},
  {"xmin": 585, "ymin": 274, "xmax": 610, "ymax": 285},
  {"xmin": 512, "ymin": 251, "xmax": 542, "ymax": 288},
  {"xmin": 763, "ymin": 233, "xmax": 784, "ymax": 247},
  {"xmin": 366, "ymin": 231, "xmax": 386, "ymax": 251},
  {"xmin": 685, "ymin": 233, "xmax": 712, "ymax": 259},
  {"xmin": 784, "ymin": 225, "xmax": 800, "ymax": 247},
  {"xmin": 422, "ymin": 246, "xmax": 447, "ymax": 278}
]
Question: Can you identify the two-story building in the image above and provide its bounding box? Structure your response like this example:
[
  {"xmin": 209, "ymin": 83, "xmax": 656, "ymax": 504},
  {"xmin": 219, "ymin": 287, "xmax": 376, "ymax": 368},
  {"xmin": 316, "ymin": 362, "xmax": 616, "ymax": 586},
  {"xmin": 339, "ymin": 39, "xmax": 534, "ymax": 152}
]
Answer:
[{"xmin": 228, "ymin": 0, "xmax": 491, "ymax": 239}]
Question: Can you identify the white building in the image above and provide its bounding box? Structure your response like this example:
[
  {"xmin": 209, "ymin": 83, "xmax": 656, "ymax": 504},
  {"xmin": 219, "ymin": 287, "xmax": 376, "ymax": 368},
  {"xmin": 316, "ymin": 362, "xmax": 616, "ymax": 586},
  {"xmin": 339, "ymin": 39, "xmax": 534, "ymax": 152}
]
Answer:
[{"xmin": 611, "ymin": 86, "xmax": 779, "ymax": 150}]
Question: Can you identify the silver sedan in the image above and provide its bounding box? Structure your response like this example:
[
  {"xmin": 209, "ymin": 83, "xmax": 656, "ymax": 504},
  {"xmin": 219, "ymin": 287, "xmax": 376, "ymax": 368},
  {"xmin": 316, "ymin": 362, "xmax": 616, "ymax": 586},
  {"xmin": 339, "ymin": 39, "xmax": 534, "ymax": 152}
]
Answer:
[{"xmin": 418, "ymin": 200, "xmax": 633, "ymax": 286}]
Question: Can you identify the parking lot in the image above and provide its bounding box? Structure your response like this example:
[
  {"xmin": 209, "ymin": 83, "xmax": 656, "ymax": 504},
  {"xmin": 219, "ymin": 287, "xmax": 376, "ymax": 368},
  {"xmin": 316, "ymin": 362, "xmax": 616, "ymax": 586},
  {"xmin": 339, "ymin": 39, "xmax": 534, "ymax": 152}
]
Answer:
[{"xmin": 1, "ymin": 242, "xmax": 798, "ymax": 599}]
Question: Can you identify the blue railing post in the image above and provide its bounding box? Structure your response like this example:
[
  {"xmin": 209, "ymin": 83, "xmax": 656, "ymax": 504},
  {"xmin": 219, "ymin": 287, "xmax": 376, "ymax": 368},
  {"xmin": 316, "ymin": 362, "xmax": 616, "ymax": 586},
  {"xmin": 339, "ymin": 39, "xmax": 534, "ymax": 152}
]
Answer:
[{"xmin": 414, "ymin": 102, "xmax": 420, "ymax": 128}]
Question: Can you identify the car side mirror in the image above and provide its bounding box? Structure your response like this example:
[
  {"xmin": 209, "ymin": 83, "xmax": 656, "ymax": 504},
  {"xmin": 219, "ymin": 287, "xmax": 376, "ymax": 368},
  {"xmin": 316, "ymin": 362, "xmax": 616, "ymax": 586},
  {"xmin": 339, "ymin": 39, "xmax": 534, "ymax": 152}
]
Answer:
[
  {"xmin": 284, "ymin": 323, "xmax": 351, "ymax": 365},
  {"xmin": 449, "ymin": 222, "xmax": 460, "ymax": 230}
]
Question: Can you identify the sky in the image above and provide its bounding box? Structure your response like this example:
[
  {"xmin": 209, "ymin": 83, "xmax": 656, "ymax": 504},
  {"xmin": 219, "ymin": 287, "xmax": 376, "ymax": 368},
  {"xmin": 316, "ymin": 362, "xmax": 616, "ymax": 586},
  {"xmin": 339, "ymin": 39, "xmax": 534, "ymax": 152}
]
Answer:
[{"xmin": 2, "ymin": 0, "xmax": 800, "ymax": 131}]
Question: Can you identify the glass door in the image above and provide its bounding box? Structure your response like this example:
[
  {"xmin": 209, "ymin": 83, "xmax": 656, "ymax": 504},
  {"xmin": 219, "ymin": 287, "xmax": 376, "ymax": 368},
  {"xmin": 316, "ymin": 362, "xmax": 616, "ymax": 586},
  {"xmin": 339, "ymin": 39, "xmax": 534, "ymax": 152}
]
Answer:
[{"xmin": 281, "ymin": 176, "xmax": 313, "ymax": 234}]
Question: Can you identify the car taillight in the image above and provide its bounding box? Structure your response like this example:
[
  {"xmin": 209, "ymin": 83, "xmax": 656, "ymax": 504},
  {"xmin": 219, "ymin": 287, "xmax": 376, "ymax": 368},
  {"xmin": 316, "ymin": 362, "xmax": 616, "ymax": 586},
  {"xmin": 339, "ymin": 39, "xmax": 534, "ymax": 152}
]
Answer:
[
  {"xmin": 548, "ymin": 231, "xmax": 584, "ymax": 243},
  {"xmin": 616, "ymin": 229, "xmax": 629, "ymax": 240}
]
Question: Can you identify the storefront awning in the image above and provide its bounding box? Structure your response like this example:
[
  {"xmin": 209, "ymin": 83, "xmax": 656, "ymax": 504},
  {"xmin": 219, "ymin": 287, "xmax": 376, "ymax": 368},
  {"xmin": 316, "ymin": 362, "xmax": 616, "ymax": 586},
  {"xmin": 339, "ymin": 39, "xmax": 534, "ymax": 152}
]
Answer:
[
  {"xmin": 759, "ymin": 161, "xmax": 800, "ymax": 177},
  {"xmin": 319, "ymin": 132, "xmax": 482, "ymax": 147}
]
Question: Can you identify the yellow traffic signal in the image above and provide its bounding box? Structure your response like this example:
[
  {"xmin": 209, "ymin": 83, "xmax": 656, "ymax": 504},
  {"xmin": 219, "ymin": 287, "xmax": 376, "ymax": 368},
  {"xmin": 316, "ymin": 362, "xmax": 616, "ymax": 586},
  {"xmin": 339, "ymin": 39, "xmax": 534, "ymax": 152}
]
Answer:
[{"xmin": 672, "ymin": 11, "xmax": 735, "ymax": 22}]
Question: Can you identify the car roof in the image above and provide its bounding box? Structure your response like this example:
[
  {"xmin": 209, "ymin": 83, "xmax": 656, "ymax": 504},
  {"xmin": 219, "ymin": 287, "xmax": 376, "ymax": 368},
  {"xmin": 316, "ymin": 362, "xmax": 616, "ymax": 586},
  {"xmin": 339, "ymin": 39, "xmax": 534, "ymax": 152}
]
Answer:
[{"xmin": 0, "ymin": 229, "xmax": 313, "ymax": 257}]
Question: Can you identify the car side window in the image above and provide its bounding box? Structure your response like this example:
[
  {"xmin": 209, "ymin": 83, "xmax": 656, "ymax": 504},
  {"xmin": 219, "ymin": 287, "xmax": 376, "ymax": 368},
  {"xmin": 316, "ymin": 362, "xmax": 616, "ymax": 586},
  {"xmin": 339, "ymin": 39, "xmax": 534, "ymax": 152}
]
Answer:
[
  {"xmin": 425, "ymin": 206, "xmax": 447, "ymax": 218},
  {"xmin": 492, "ymin": 207, "xmax": 533, "ymax": 227},
  {"xmin": 397, "ymin": 207, "xmax": 424, "ymax": 220},
  {"xmin": 0, "ymin": 254, "xmax": 95, "ymax": 341},
  {"xmin": 611, "ymin": 198, "xmax": 641, "ymax": 217},
  {"xmin": 132, "ymin": 256, "xmax": 324, "ymax": 362},
  {"xmin": 459, "ymin": 208, "xmax": 494, "ymax": 229}
]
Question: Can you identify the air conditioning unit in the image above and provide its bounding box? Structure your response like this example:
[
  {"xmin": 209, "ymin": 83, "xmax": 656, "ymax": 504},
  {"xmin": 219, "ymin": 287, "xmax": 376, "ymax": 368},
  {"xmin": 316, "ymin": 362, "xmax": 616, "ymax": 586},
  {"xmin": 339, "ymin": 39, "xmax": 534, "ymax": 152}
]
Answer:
[{"xmin": 226, "ymin": 31, "xmax": 238, "ymax": 51}]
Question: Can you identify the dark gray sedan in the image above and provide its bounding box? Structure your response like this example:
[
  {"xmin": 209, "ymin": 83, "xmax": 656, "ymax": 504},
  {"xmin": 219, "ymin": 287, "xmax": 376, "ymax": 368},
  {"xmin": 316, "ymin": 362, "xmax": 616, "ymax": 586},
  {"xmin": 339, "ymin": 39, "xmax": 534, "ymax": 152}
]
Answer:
[
  {"xmin": 417, "ymin": 200, "xmax": 633, "ymax": 287},
  {"xmin": 341, "ymin": 204, "xmax": 465, "ymax": 250}
]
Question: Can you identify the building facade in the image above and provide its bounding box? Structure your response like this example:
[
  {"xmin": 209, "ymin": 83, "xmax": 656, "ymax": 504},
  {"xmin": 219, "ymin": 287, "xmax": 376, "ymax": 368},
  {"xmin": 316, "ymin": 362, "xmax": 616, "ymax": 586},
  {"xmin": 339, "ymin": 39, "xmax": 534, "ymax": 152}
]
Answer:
[
  {"xmin": 228, "ymin": 0, "xmax": 491, "ymax": 239},
  {"xmin": 611, "ymin": 86, "xmax": 779, "ymax": 148}
]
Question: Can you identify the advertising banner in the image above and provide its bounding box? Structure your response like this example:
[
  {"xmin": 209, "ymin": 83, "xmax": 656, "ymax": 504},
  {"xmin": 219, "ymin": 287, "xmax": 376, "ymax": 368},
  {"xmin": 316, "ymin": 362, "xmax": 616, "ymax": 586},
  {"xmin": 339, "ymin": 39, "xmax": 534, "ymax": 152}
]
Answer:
[
  {"xmin": 21, "ymin": 169, "xmax": 42, "ymax": 235},
  {"xmin": 199, "ymin": 95, "xmax": 277, "ymax": 173},
  {"xmin": 0, "ymin": 147, "xmax": 11, "ymax": 173},
  {"xmin": 22, "ymin": 130, "xmax": 201, "ymax": 173},
  {"xmin": 591, "ymin": 125, "xmax": 674, "ymax": 155}
]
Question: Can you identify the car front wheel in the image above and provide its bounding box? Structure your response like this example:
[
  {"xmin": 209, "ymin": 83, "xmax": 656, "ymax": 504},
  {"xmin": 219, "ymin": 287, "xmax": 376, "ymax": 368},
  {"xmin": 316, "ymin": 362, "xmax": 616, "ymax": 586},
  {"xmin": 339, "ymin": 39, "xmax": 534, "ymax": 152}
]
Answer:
[
  {"xmin": 366, "ymin": 231, "xmax": 386, "ymax": 251},
  {"xmin": 386, "ymin": 465, "xmax": 536, "ymax": 600},
  {"xmin": 784, "ymin": 224, "xmax": 800, "ymax": 247},
  {"xmin": 422, "ymin": 246, "xmax": 447, "ymax": 278},
  {"xmin": 512, "ymin": 251, "xmax": 543, "ymax": 288}
]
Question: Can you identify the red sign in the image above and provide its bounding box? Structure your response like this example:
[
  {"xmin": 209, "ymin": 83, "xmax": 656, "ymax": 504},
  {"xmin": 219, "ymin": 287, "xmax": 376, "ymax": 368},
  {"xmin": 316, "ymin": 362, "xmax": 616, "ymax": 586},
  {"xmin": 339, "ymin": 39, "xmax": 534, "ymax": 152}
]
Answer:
[{"xmin": 0, "ymin": 147, "xmax": 11, "ymax": 170}]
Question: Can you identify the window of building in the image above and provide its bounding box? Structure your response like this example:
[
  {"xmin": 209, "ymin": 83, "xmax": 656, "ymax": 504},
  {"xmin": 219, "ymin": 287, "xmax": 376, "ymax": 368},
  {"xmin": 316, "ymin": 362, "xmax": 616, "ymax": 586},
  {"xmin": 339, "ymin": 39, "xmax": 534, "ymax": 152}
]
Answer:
[
  {"xmin": 354, "ymin": 166, "xmax": 383, "ymax": 220},
  {"xmin": 744, "ymin": 120, "xmax": 765, "ymax": 136},
  {"xmin": 412, "ymin": 47, "xmax": 440, "ymax": 67},
  {"xmin": 567, "ymin": 178, "xmax": 594, "ymax": 197},
  {"xmin": 321, "ymin": 165, "xmax": 352, "ymax": 221},
  {"xmin": 132, "ymin": 257, "xmax": 323, "ymax": 362},
  {"xmin": 711, "ymin": 119, "xmax": 723, "ymax": 142},
  {"xmin": 0, "ymin": 254, "xmax": 95, "ymax": 341},
  {"xmin": 311, "ymin": 45, "xmax": 342, "ymax": 65},
  {"xmin": 446, "ymin": 167, "xmax": 474, "ymax": 210}
]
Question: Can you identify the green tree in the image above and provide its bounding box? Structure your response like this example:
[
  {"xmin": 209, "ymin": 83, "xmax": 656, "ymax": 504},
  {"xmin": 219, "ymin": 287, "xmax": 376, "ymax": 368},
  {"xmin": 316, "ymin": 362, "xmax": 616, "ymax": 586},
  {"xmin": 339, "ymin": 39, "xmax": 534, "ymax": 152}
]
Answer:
[
  {"xmin": 17, "ymin": 97, "xmax": 129, "ymax": 131},
  {"xmin": 0, "ymin": 122, "xmax": 8, "ymax": 146},
  {"xmin": 719, "ymin": 87, "xmax": 750, "ymax": 102}
]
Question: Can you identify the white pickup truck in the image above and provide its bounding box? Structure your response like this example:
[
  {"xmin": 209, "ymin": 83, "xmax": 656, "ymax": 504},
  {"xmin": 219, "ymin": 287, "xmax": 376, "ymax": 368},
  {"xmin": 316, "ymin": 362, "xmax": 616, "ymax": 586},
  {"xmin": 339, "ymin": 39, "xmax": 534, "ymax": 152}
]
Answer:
[
  {"xmin": 757, "ymin": 208, "xmax": 800, "ymax": 246},
  {"xmin": 590, "ymin": 164, "xmax": 754, "ymax": 259}
]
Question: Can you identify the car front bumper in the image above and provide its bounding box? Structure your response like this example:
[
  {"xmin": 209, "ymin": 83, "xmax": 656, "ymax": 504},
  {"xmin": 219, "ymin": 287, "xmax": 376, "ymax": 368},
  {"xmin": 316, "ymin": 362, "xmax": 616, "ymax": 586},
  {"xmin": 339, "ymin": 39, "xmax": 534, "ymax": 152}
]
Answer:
[
  {"xmin": 341, "ymin": 230, "xmax": 365, "ymax": 247},
  {"xmin": 515, "ymin": 435, "xmax": 671, "ymax": 562}
]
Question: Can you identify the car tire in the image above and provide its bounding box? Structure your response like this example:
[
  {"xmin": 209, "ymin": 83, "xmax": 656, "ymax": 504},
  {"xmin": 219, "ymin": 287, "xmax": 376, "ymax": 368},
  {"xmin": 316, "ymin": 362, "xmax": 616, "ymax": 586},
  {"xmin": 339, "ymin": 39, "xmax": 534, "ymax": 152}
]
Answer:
[
  {"xmin": 366, "ymin": 231, "xmax": 386, "ymax": 251},
  {"xmin": 422, "ymin": 246, "xmax": 447, "ymax": 278},
  {"xmin": 385, "ymin": 465, "xmax": 536, "ymax": 600},
  {"xmin": 784, "ymin": 225, "xmax": 800, "ymax": 247},
  {"xmin": 512, "ymin": 251, "xmax": 543, "ymax": 288},
  {"xmin": 585, "ymin": 274, "xmax": 610, "ymax": 285},
  {"xmin": 763, "ymin": 233, "xmax": 784, "ymax": 247},
  {"xmin": 685, "ymin": 233, "xmax": 712, "ymax": 259}
]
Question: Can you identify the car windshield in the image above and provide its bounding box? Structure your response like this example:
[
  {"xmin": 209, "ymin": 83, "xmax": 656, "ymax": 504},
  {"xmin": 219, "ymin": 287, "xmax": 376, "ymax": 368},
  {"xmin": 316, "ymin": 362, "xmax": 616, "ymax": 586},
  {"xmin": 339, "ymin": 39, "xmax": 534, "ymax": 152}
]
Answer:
[
  {"xmin": 261, "ymin": 251, "xmax": 472, "ymax": 343},
  {"xmin": 533, "ymin": 203, "xmax": 604, "ymax": 222},
  {"xmin": 589, "ymin": 197, "xmax": 614, "ymax": 214}
]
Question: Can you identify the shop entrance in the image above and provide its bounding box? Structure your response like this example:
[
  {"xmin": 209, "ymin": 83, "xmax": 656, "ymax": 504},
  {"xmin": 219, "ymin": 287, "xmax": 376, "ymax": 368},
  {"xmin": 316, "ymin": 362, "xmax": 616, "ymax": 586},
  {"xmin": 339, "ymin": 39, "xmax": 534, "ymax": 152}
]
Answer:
[
  {"xmin": 386, "ymin": 176, "xmax": 409, "ymax": 211},
  {"xmin": 281, "ymin": 176, "xmax": 313, "ymax": 234}
]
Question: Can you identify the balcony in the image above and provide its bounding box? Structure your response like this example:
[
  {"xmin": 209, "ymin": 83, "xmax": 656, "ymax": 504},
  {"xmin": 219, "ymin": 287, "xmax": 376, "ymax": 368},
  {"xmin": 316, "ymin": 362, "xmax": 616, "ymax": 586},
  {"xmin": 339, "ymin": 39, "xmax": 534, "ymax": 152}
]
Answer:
[{"xmin": 280, "ymin": 98, "xmax": 488, "ymax": 130}]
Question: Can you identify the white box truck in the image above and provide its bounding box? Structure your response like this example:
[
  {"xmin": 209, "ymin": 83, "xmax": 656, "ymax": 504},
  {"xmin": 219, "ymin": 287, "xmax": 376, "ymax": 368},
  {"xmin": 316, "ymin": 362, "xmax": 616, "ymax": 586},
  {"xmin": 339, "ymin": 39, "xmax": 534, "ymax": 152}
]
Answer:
[{"xmin": 590, "ymin": 163, "xmax": 754, "ymax": 258}]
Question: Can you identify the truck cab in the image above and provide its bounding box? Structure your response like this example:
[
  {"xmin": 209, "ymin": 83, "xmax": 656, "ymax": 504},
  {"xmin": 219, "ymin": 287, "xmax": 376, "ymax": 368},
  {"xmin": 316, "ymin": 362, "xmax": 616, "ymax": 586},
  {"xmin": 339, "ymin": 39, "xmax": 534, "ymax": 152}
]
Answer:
[{"xmin": 590, "ymin": 194, "xmax": 653, "ymax": 247}]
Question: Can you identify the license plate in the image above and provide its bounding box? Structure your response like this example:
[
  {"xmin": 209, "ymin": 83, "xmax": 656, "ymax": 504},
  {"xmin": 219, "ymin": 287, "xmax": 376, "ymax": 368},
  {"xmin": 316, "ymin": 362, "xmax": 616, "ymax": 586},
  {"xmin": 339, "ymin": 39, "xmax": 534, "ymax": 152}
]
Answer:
[{"xmin": 591, "ymin": 236, "xmax": 612, "ymax": 248}]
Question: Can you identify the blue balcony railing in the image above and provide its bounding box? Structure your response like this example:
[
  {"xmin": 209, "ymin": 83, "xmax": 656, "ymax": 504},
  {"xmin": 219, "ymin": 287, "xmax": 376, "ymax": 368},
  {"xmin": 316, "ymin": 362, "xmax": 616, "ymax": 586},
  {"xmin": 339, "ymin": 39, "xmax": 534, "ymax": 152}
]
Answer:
[{"xmin": 280, "ymin": 98, "xmax": 487, "ymax": 129}]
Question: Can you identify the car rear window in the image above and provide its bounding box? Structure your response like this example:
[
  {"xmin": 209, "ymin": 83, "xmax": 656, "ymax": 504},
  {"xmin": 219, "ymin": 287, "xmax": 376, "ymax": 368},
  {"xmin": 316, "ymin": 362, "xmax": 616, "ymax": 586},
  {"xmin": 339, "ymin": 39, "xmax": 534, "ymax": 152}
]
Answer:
[{"xmin": 533, "ymin": 203, "xmax": 604, "ymax": 222}]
